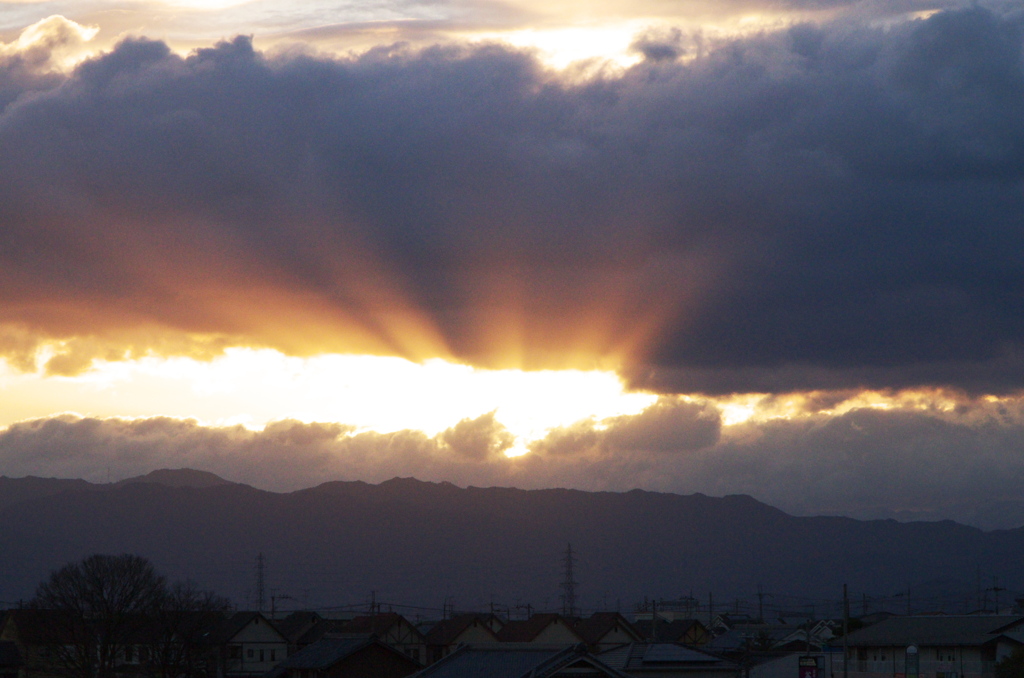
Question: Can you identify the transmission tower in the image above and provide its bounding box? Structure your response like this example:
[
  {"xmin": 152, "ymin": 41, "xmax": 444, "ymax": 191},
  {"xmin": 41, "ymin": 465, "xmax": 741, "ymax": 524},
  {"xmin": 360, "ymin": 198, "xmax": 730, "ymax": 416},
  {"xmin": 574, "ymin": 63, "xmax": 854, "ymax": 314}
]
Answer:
[
  {"xmin": 255, "ymin": 553, "xmax": 266, "ymax": 612},
  {"xmin": 560, "ymin": 543, "xmax": 578, "ymax": 617}
]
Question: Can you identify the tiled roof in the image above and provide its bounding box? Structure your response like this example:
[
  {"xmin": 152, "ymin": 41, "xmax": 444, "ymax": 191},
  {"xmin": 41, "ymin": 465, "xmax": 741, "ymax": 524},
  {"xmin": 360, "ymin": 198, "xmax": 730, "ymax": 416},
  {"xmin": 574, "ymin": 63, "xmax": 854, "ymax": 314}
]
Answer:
[
  {"xmin": 600, "ymin": 642, "xmax": 737, "ymax": 672},
  {"xmin": 412, "ymin": 643, "xmax": 629, "ymax": 678},
  {"xmin": 425, "ymin": 615, "xmax": 497, "ymax": 646},
  {"xmin": 272, "ymin": 636, "xmax": 374, "ymax": 670},
  {"xmin": 843, "ymin": 615, "xmax": 1024, "ymax": 648},
  {"xmin": 275, "ymin": 612, "xmax": 322, "ymax": 643},
  {"xmin": 574, "ymin": 613, "xmax": 642, "ymax": 645},
  {"xmin": 266, "ymin": 635, "xmax": 421, "ymax": 678},
  {"xmin": 634, "ymin": 619, "xmax": 703, "ymax": 642},
  {"xmin": 205, "ymin": 612, "xmax": 283, "ymax": 645},
  {"xmin": 296, "ymin": 614, "xmax": 423, "ymax": 646},
  {"xmin": 497, "ymin": 615, "xmax": 582, "ymax": 643},
  {"xmin": 343, "ymin": 613, "xmax": 410, "ymax": 637}
]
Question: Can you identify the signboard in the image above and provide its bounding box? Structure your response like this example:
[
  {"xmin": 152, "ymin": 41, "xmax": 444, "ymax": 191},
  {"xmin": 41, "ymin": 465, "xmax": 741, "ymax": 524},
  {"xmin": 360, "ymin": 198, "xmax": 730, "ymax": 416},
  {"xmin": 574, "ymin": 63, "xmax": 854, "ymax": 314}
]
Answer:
[{"xmin": 799, "ymin": 656, "xmax": 819, "ymax": 678}]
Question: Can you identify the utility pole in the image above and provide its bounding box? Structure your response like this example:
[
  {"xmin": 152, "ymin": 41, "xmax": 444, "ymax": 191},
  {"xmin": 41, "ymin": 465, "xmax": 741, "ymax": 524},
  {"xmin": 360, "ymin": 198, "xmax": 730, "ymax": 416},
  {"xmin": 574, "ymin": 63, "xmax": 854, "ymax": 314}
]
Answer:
[
  {"xmin": 843, "ymin": 584, "xmax": 849, "ymax": 678},
  {"xmin": 988, "ymin": 578, "xmax": 1006, "ymax": 614},
  {"xmin": 757, "ymin": 585, "xmax": 765, "ymax": 623},
  {"xmin": 255, "ymin": 553, "xmax": 265, "ymax": 613},
  {"xmin": 977, "ymin": 566, "xmax": 982, "ymax": 611},
  {"xmin": 559, "ymin": 544, "xmax": 578, "ymax": 617}
]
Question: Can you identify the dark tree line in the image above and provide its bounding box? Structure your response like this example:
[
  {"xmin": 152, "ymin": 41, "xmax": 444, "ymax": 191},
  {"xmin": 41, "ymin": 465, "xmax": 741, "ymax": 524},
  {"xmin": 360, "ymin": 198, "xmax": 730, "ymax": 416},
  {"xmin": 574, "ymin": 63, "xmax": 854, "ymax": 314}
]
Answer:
[{"xmin": 30, "ymin": 554, "xmax": 230, "ymax": 678}]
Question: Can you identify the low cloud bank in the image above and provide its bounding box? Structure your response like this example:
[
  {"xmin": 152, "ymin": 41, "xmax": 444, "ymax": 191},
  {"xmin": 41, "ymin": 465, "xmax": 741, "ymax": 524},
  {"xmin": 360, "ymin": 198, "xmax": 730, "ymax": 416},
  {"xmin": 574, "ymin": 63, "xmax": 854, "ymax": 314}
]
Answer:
[{"xmin": 5, "ymin": 394, "xmax": 1024, "ymax": 529}]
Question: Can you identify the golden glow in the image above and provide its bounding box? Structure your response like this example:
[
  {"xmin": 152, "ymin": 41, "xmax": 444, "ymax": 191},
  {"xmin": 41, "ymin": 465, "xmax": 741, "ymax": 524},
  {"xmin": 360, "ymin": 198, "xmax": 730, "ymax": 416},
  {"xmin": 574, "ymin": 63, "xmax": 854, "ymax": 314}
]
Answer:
[
  {"xmin": 713, "ymin": 389, "xmax": 968, "ymax": 429},
  {"xmin": 0, "ymin": 349, "xmax": 658, "ymax": 453},
  {"xmin": 469, "ymin": 24, "xmax": 647, "ymax": 69},
  {"xmin": 155, "ymin": 0, "xmax": 255, "ymax": 9},
  {"xmin": 0, "ymin": 15, "xmax": 100, "ymax": 71}
]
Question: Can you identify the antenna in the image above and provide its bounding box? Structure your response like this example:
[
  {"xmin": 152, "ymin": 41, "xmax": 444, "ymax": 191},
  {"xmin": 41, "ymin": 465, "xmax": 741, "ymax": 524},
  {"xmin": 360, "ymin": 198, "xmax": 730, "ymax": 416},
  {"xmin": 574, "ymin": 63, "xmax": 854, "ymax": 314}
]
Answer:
[
  {"xmin": 255, "ymin": 553, "xmax": 265, "ymax": 612},
  {"xmin": 559, "ymin": 543, "xmax": 578, "ymax": 617}
]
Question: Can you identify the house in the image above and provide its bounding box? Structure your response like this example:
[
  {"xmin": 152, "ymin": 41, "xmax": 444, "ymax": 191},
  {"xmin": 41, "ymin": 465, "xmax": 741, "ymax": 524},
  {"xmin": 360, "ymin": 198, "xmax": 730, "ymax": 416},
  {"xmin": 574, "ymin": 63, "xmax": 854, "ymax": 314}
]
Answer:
[
  {"xmin": 424, "ymin": 615, "xmax": 500, "ymax": 664},
  {"xmin": 841, "ymin": 615, "xmax": 1024, "ymax": 678},
  {"xmin": 267, "ymin": 635, "xmax": 420, "ymax": 678},
  {"xmin": 3, "ymin": 608, "xmax": 227, "ymax": 678},
  {"xmin": 0, "ymin": 641, "xmax": 23, "ymax": 678},
  {"xmin": 599, "ymin": 643, "xmax": 740, "ymax": 678},
  {"xmin": 748, "ymin": 650, "xmax": 844, "ymax": 678},
  {"xmin": 0, "ymin": 609, "xmax": 88, "ymax": 678},
  {"xmin": 295, "ymin": 614, "xmax": 425, "ymax": 665},
  {"xmin": 410, "ymin": 643, "xmax": 630, "ymax": 678},
  {"xmin": 634, "ymin": 620, "xmax": 710, "ymax": 646},
  {"xmin": 711, "ymin": 615, "xmax": 756, "ymax": 633},
  {"xmin": 204, "ymin": 612, "xmax": 288, "ymax": 678},
  {"xmin": 771, "ymin": 621, "xmax": 835, "ymax": 652},
  {"xmin": 497, "ymin": 615, "xmax": 586, "ymax": 645},
  {"xmin": 574, "ymin": 614, "xmax": 645, "ymax": 653},
  {"xmin": 275, "ymin": 613, "xmax": 323, "ymax": 654}
]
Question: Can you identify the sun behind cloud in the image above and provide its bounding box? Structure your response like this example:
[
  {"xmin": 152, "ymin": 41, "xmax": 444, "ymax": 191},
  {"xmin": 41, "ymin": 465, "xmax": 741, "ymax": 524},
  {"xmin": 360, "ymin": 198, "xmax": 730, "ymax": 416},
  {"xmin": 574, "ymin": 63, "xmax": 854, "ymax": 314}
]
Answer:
[{"xmin": 0, "ymin": 349, "xmax": 659, "ymax": 450}]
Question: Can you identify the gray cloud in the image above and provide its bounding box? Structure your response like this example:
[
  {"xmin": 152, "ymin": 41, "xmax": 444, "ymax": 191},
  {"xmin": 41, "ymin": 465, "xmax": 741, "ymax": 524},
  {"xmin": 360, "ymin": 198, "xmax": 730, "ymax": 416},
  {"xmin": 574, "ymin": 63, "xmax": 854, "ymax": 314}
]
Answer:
[
  {"xmin": 0, "ymin": 7, "xmax": 1023, "ymax": 392},
  {"xmin": 5, "ymin": 394, "xmax": 1024, "ymax": 528},
  {"xmin": 630, "ymin": 27, "xmax": 688, "ymax": 62}
]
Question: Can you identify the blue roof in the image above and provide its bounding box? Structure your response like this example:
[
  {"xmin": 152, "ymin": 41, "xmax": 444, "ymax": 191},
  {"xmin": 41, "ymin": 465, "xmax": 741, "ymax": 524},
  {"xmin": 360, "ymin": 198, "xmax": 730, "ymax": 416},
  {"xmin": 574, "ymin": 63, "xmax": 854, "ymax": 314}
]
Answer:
[
  {"xmin": 274, "ymin": 636, "xmax": 374, "ymax": 670},
  {"xmin": 413, "ymin": 643, "xmax": 628, "ymax": 678},
  {"xmin": 643, "ymin": 644, "xmax": 723, "ymax": 663}
]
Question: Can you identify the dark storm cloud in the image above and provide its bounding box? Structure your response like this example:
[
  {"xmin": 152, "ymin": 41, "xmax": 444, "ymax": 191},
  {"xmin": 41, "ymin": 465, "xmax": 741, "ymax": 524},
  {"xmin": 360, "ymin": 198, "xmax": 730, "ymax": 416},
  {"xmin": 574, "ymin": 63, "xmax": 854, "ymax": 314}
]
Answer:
[
  {"xmin": 629, "ymin": 27, "xmax": 688, "ymax": 62},
  {"xmin": 5, "ymin": 393, "xmax": 1024, "ymax": 528},
  {"xmin": 1, "ymin": 6, "xmax": 1024, "ymax": 391}
]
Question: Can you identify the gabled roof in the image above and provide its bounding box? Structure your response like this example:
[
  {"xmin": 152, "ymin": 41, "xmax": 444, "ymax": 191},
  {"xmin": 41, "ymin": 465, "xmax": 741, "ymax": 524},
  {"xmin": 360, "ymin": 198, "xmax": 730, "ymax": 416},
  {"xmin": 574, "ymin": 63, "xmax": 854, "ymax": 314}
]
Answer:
[
  {"xmin": 296, "ymin": 619, "xmax": 350, "ymax": 646},
  {"xmin": 412, "ymin": 643, "xmax": 629, "ymax": 678},
  {"xmin": 296, "ymin": 614, "xmax": 423, "ymax": 646},
  {"xmin": 496, "ymin": 615, "xmax": 583, "ymax": 643},
  {"xmin": 275, "ymin": 611, "xmax": 322, "ymax": 643},
  {"xmin": 266, "ymin": 635, "xmax": 421, "ymax": 678},
  {"xmin": 273, "ymin": 636, "xmax": 375, "ymax": 670},
  {"xmin": 343, "ymin": 613, "xmax": 421, "ymax": 639},
  {"xmin": 843, "ymin": 615, "xmax": 1024, "ymax": 648},
  {"xmin": 600, "ymin": 643, "xmax": 738, "ymax": 673},
  {"xmin": 704, "ymin": 630, "xmax": 744, "ymax": 652},
  {"xmin": 425, "ymin": 614, "xmax": 499, "ymax": 646},
  {"xmin": 634, "ymin": 619, "xmax": 706, "ymax": 643},
  {"xmin": 574, "ymin": 613, "xmax": 643, "ymax": 646},
  {"xmin": 204, "ymin": 612, "xmax": 284, "ymax": 645}
]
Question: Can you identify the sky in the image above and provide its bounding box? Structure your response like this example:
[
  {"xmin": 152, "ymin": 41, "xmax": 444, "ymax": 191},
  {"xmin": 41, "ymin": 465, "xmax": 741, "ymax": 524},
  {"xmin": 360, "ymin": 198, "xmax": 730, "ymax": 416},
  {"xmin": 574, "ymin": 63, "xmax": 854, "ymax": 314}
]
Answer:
[{"xmin": 1, "ymin": 0, "xmax": 1024, "ymax": 528}]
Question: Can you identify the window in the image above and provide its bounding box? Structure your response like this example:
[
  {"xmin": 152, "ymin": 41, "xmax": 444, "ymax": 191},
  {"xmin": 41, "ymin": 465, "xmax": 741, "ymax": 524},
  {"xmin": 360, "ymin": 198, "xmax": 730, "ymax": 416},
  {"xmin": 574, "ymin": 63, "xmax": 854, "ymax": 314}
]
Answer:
[
  {"xmin": 260, "ymin": 650, "xmax": 265, "ymax": 662},
  {"xmin": 139, "ymin": 648, "xmax": 149, "ymax": 663},
  {"xmin": 230, "ymin": 646, "xmax": 241, "ymax": 660},
  {"xmin": 270, "ymin": 650, "xmax": 276, "ymax": 662},
  {"xmin": 125, "ymin": 646, "xmax": 134, "ymax": 662},
  {"xmin": 248, "ymin": 649, "xmax": 254, "ymax": 659}
]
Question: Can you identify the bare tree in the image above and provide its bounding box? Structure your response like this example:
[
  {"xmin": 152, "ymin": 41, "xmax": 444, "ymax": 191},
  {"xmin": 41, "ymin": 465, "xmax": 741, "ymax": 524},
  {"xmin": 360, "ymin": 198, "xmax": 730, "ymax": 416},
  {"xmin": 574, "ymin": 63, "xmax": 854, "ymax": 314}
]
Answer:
[
  {"xmin": 32, "ymin": 554, "xmax": 167, "ymax": 678},
  {"xmin": 148, "ymin": 581, "xmax": 232, "ymax": 678}
]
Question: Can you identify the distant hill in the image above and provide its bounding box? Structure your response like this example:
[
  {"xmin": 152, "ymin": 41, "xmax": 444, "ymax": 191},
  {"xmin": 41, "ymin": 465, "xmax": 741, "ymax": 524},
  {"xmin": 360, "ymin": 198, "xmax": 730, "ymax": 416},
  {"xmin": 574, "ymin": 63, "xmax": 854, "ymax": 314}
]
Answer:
[
  {"xmin": 117, "ymin": 468, "xmax": 235, "ymax": 488},
  {"xmin": 0, "ymin": 475, "xmax": 97, "ymax": 511},
  {"xmin": 0, "ymin": 474, "xmax": 1020, "ymax": 612}
]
